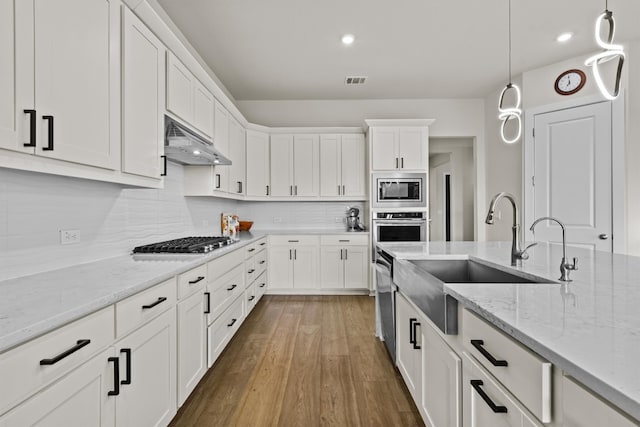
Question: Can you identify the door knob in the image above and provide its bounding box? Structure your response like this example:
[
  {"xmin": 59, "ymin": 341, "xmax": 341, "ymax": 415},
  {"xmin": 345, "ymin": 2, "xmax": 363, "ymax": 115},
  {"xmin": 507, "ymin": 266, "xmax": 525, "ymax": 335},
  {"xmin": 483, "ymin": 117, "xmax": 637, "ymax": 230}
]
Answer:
[{"xmin": 599, "ymin": 233, "xmax": 610, "ymax": 240}]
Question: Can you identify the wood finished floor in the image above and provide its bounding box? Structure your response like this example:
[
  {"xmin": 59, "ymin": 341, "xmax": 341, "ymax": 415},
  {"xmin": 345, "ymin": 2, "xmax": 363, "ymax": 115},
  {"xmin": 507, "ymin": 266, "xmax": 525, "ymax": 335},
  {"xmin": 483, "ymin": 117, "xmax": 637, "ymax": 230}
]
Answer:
[{"xmin": 170, "ymin": 295, "xmax": 424, "ymax": 427}]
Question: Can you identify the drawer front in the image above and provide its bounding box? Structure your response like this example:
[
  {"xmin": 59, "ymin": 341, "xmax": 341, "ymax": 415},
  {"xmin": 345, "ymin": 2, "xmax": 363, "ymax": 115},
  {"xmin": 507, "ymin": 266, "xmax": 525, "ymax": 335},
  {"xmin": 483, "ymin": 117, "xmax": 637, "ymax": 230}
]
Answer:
[
  {"xmin": 256, "ymin": 238, "xmax": 268, "ymax": 252},
  {"xmin": 463, "ymin": 352, "xmax": 542, "ymax": 427},
  {"xmin": 269, "ymin": 235, "xmax": 319, "ymax": 246},
  {"xmin": 254, "ymin": 250, "xmax": 267, "ymax": 277},
  {"xmin": 116, "ymin": 278, "xmax": 177, "ymax": 338},
  {"xmin": 255, "ymin": 271, "xmax": 268, "ymax": 301},
  {"xmin": 244, "ymin": 242, "xmax": 259, "ymax": 260},
  {"xmin": 207, "ymin": 248, "xmax": 245, "ymax": 278},
  {"xmin": 245, "ymin": 282, "xmax": 257, "ymax": 313},
  {"xmin": 206, "ymin": 263, "xmax": 245, "ymax": 323},
  {"xmin": 320, "ymin": 234, "xmax": 369, "ymax": 246},
  {"xmin": 177, "ymin": 264, "xmax": 207, "ymax": 300},
  {"xmin": 0, "ymin": 306, "xmax": 114, "ymax": 415},
  {"xmin": 462, "ymin": 309, "xmax": 552, "ymax": 423},
  {"xmin": 245, "ymin": 257, "xmax": 256, "ymax": 285},
  {"xmin": 207, "ymin": 295, "xmax": 244, "ymax": 366}
]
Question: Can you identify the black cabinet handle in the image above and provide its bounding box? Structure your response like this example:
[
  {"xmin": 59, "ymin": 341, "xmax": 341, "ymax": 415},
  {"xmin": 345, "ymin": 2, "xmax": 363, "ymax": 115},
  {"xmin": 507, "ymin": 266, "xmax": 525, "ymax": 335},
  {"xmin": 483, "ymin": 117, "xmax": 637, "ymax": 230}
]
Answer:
[
  {"xmin": 470, "ymin": 339, "xmax": 508, "ymax": 367},
  {"xmin": 227, "ymin": 318, "xmax": 237, "ymax": 327},
  {"xmin": 409, "ymin": 318, "xmax": 417, "ymax": 345},
  {"xmin": 412, "ymin": 319, "xmax": 421, "ymax": 349},
  {"xmin": 266, "ymin": 185, "xmax": 270, "ymax": 196},
  {"xmin": 259, "ymin": 283, "xmax": 266, "ymax": 288},
  {"xmin": 248, "ymin": 269, "xmax": 255, "ymax": 274},
  {"xmin": 260, "ymin": 242, "xmax": 266, "ymax": 246},
  {"xmin": 470, "ymin": 380, "xmax": 508, "ymax": 413},
  {"xmin": 161, "ymin": 155, "xmax": 167, "ymax": 176},
  {"xmin": 120, "ymin": 348, "xmax": 132, "ymax": 385},
  {"xmin": 142, "ymin": 296, "xmax": 167, "ymax": 310},
  {"xmin": 226, "ymin": 284, "xmax": 237, "ymax": 291},
  {"xmin": 294, "ymin": 249, "xmax": 297, "ymax": 260},
  {"xmin": 259, "ymin": 260, "xmax": 266, "ymax": 265},
  {"xmin": 40, "ymin": 339, "xmax": 91, "ymax": 365},
  {"xmin": 395, "ymin": 157, "xmax": 399, "ymax": 168},
  {"xmin": 248, "ymin": 248, "xmax": 255, "ymax": 252},
  {"xmin": 344, "ymin": 249, "xmax": 348, "ymax": 260},
  {"xmin": 108, "ymin": 357, "xmax": 120, "ymax": 396},
  {"xmin": 401, "ymin": 157, "xmax": 404, "ymax": 168},
  {"xmin": 42, "ymin": 115, "xmax": 54, "ymax": 151},
  {"xmin": 215, "ymin": 174, "xmax": 221, "ymax": 189},
  {"xmin": 23, "ymin": 109, "xmax": 36, "ymax": 147},
  {"xmin": 237, "ymin": 181, "xmax": 242, "ymax": 193},
  {"xmin": 204, "ymin": 292, "xmax": 211, "ymax": 314},
  {"xmin": 248, "ymin": 296, "xmax": 255, "ymax": 302},
  {"xmin": 189, "ymin": 276, "xmax": 205, "ymax": 284}
]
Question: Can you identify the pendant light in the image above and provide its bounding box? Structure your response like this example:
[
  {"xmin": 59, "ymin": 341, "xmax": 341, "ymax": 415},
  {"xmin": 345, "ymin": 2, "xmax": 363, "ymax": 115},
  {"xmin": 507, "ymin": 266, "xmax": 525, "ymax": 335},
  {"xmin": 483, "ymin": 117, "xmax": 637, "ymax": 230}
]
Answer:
[
  {"xmin": 498, "ymin": 0, "xmax": 522, "ymax": 144},
  {"xmin": 584, "ymin": 0, "xmax": 625, "ymax": 100}
]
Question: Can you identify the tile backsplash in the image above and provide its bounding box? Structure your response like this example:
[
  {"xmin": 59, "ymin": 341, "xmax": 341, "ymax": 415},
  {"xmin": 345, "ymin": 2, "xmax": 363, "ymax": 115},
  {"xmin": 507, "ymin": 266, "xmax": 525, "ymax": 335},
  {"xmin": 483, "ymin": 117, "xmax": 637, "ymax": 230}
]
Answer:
[{"xmin": 0, "ymin": 164, "xmax": 366, "ymax": 281}]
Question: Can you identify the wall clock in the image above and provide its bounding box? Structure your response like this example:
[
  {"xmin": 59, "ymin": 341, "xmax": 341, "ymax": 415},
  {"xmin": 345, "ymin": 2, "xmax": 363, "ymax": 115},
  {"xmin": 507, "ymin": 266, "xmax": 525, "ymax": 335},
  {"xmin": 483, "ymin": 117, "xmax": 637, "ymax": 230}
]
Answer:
[{"xmin": 554, "ymin": 69, "xmax": 586, "ymax": 95}]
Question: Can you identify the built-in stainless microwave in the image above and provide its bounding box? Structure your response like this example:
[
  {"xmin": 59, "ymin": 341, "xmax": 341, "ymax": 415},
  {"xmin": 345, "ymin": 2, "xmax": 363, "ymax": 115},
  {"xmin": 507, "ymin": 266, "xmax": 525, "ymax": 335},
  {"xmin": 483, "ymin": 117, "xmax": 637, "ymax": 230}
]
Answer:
[{"xmin": 372, "ymin": 172, "xmax": 427, "ymax": 209}]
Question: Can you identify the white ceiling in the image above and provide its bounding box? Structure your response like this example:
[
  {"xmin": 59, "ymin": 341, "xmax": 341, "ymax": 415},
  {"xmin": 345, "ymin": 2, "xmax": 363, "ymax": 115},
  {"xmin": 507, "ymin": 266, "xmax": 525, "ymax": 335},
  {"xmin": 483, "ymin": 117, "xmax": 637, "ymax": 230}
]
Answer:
[{"xmin": 156, "ymin": 0, "xmax": 640, "ymax": 101}]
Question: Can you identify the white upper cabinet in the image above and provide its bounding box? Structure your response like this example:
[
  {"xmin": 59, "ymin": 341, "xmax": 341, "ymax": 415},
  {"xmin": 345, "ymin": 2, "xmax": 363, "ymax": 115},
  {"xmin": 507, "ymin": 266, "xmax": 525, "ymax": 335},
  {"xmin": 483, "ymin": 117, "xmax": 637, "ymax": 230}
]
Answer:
[
  {"xmin": 7, "ymin": 0, "xmax": 120, "ymax": 169},
  {"xmin": 319, "ymin": 134, "xmax": 365, "ymax": 199},
  {"xmin": 213, "ymin": 99, "xmax": 230, "ymax": 193},
  {"xmin": 369, "ymin": 123, "xmax": 430, "ymax": 171},
  {"xmin": 227, "ymin": 116, "xmax": 246, "ymax": 196},
  {"xmin": 122, "ymin": 7, "xmax": 165, "ymax": 179},
  {"xmin": 245, "ymin": 130, "xmax": 270, "ymax": 197},
  {"xmin": 166, "ymin": 52, "xmax": 214, "ymax": 139},
  {"xmin": 270, "ymin": 134, "xmax": 319, "ymax": 197}
]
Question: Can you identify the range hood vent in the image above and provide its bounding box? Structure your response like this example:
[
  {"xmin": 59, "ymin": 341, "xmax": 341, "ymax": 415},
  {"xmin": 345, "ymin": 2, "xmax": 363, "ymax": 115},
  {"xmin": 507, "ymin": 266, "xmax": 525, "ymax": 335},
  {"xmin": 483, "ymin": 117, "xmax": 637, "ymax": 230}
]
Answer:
[{"xmin": 164, "ymin": 116, "xmax": 231, "ymax": 166}]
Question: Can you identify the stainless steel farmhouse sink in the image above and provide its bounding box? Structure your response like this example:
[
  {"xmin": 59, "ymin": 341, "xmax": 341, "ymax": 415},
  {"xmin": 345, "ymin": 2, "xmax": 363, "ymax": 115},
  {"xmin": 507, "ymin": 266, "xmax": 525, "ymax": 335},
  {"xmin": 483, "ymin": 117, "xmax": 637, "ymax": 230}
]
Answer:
[{"xmin": 392, "ymin": 258, "xmax": 553, "ymax": 335}]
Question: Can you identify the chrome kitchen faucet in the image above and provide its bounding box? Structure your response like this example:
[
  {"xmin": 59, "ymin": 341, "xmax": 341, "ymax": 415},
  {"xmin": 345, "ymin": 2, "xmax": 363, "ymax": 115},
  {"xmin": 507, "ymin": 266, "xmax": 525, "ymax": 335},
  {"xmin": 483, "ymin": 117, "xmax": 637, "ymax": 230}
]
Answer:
[{"xmin": 485, "ymin": 192, "xmax": 536, "ymax": 266}]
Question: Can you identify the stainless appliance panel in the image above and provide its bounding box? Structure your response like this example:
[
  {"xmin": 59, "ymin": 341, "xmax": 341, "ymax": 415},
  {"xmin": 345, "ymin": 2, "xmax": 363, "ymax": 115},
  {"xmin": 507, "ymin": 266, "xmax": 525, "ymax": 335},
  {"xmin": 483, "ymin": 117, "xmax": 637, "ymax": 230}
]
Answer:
[
  {"xmin": 375, "ymin": 248, "xmax": 396, "ymax": 362},
  {"xmin": 372, "ymin": 172, "xmax": 427, "ymax": 209},
  {"xmin": 371, "ymin": 212, "xmax": 427, "ymax": 260}
]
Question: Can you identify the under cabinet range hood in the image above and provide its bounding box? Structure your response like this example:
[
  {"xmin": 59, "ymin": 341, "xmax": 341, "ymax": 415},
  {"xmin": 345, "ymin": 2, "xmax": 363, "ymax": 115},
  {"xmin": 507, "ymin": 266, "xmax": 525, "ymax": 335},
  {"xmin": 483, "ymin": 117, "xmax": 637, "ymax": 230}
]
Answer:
[{"xmin": 164, "ymin": 116, "xmax": 231, "ymax": 166}]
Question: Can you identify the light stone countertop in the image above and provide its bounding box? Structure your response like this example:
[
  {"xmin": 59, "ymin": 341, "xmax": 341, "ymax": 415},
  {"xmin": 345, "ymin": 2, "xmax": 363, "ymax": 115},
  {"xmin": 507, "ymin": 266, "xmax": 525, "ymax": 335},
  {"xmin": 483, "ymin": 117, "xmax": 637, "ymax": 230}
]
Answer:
[{"xmin": 377, "ymin": 241, "xmax": 640, "ymax": 421}]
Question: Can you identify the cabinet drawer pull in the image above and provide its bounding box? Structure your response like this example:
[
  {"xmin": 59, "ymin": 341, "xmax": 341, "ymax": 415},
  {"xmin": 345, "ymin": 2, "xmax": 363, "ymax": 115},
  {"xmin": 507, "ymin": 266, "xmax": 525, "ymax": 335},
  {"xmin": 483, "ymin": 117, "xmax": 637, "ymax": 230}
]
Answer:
[
  {"xmin": 42, "ymin": 115, "xmax": 54, "ymax": 151},
  {"xmin": 161, "ymin": 155, "xmax": 167, "ymax": 176},
  {"xmin": 260, "ymin": 242, "xmax": 266, "ymax": 246},
  {"xmin": 23, "ymin": 109, "xmax": 36, "ymax": 147},
  {"xmin": 470, "ymin": 380, "xmax": 508, "ymax": 413},
  {"xmin": 248, "ymin": 296, "xmax": 255, "ymax": 302},
  {"xmin": 120, "ymin": 348, "xmax": 132, "ymax": 385},
  {"xmin": 339, "ymin": 239, "xmax": 350, "ymax": 242},
  {"xmin": 142, "ymin": 297, "xmax": 167, "ymax": 310},
  {"xmin": 248, "ymin": 248, "xmax": 256, "ymax": 252},
  {"xmin": 259, "ymin": 283, "xmax": 266, "ymax": 288},
  {"xmin": 226, "ymin": 284, "xmax": 237, "ymax": 291},
  {"xmin": 108, "ymin": 356, "xmax": 120, "ymax": 396},
  {"xmin": 470, "ymin": 339, "xmax": 508, "ymax": 367},
  {"xmin": 204, "ymin": 292, "xmax": 211, "ymax": 314},
  {"xmin": 288, "ymin": 240, "xmax": 299, "ymax": 243},
  {"xmin": 259, "ymin": 260, "xmax": 266, "ymax": 265},
  {"xmin": 227, "ymin": 318, "xmax": 237, "ymax": 327},
  {"xmin": 248, "ymin": 269, "xmax": 255, "ymax": 274},
  {"xmin": 39, "ymin": 339, "xmax": 91, "ymax": 365},
  {"xmin": 189, "ymin": 276, "xmax": 205, "ymax": 284}
]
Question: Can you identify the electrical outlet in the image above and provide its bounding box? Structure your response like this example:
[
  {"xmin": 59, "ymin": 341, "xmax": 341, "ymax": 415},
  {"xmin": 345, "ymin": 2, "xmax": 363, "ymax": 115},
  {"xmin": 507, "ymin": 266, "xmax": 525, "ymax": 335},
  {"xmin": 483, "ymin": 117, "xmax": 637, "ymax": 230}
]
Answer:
[
  {"xmin": 273, "ymin": 217, "xmax": 283, "ymax": 223},
  {"xmin": 60, "ymin": 229, "xmax": 80, "ymax": 245}
]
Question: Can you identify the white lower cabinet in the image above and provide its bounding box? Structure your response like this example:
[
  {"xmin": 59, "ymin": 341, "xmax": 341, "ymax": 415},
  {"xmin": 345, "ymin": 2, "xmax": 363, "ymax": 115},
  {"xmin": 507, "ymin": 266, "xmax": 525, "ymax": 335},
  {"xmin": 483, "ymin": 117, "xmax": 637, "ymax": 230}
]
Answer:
[
  {"xmin": 114, "ymin": 307, "xmax": 177, "ymax": 427},
  {"xmin": 420, "ymin": 318, "xmax": 462, "ymax": 427},
  {"xmin": 0, "ymin": 347, "xmax": 116, "ymax": 427},
  {"xmin": 177, "ymin": 288, "xmax": 207, "ymax": 407},
  {"xmin": 268, "ymin": 236, "xmax": 318, "ymax": 290},
  {"xmin": 463, "ymin": 352, "xmax": 541, "ymax": 427},
  {"xmin": 396, "ymin": 292, "xmax": 422, "ymax": 402},
  {"xmin": 319, "ymin": 235, "xmax": 368, "ymax": 289},
  {"xmin": 562, "ymin": 376, "xmax": 636, "ymax": 427}
]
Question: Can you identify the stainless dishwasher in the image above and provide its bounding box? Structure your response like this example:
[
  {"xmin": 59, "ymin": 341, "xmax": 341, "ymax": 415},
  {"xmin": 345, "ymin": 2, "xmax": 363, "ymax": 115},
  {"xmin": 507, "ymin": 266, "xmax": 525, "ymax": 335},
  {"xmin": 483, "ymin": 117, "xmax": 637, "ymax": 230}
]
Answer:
[{"xmin": 375, "ymin": 248, "xmax": 396, "ymax": 363}]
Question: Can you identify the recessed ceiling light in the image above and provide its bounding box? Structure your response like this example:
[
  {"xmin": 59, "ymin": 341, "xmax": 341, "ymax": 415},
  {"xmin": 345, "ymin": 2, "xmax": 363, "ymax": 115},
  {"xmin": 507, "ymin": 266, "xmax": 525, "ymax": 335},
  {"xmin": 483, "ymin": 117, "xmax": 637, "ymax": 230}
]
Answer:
[
  {"xmin": 341, "ymin": 34, "xmax": 355, "ymax": 45},
  {"xmin": 193, "ymin": 150, "xmax": 201, "ymax": 155},
  {"xmin": 556, "ymin": 32, "xmax": 573, "ymax": 43}
]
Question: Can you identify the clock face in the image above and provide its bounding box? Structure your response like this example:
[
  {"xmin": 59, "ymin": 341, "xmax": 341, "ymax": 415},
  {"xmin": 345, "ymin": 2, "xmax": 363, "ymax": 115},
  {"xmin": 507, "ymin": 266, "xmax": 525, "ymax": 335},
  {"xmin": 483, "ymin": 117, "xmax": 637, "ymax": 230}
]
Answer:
[{"xmin": 555, "ymin": 69, "xmax": 586, "ymax": 95}]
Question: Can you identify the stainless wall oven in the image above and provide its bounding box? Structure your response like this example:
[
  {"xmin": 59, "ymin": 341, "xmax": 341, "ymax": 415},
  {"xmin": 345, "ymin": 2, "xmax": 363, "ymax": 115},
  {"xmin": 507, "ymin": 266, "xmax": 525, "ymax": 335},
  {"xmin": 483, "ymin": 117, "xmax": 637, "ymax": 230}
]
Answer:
[
  {"xmin": 372, "ymin": 172, "xmax": 426, "ymax": 209},
  {"xmin": 372, "ymin": 211, "xmax": 427, "ymax": 260}
]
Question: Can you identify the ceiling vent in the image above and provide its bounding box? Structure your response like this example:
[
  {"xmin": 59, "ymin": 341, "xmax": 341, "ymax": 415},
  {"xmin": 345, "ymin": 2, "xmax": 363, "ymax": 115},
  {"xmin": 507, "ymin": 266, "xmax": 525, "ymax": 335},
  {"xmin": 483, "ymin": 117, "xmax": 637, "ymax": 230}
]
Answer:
[{"xmin": 345, "ymin": 76, "xmax": 367, "ymax": 85}]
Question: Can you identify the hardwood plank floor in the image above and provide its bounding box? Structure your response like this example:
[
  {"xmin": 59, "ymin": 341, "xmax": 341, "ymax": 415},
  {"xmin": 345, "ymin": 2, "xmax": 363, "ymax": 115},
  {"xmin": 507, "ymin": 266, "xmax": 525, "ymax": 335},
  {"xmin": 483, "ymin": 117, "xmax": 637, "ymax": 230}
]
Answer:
[{"xmin": 170, "ymin": 295, "xmax": 424, "ymax": 427}]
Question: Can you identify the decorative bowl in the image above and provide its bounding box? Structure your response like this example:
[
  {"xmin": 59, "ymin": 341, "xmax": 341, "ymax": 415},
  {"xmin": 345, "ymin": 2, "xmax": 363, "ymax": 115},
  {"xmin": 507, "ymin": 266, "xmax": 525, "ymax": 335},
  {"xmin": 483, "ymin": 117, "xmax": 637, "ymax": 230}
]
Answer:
[{"xmin": 238, "ymin": 221, "xmax": 253, "ymax": 231}]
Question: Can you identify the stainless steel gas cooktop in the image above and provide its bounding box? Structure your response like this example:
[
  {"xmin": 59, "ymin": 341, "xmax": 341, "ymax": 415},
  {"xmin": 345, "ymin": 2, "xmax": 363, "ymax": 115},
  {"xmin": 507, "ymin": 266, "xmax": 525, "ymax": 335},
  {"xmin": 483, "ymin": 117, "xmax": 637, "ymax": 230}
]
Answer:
[{"xmin": 132, "ymin": 236, "xmax": 233, "ymax": 254}]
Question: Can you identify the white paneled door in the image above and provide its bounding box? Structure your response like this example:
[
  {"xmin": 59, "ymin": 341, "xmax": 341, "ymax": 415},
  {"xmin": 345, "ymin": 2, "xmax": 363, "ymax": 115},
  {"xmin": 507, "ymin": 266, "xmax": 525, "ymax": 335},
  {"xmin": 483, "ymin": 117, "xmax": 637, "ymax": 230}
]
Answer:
[{"xmin": 532, "ymin": 101, "xmax": 612, "ymax": 251}]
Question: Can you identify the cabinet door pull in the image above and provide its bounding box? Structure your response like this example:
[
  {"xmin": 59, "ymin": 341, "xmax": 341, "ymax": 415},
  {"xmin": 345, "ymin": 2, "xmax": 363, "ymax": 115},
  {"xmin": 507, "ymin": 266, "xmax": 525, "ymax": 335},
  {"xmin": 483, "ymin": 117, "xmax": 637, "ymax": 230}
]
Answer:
[
  {"xmin": 238, "ymin": 181, "xmax": 243, "ymax": 193},
  {"xmin": 227, "ymin": 318, "xmax": 237, "ymax": 327},
  {"xmin": 342, "ymin": 185, "xmax": 345, "ymax": 195},
  {"xmin": 340, "ymin": 249, "xmax": 343, "ymax": 260},
  {"xmin": 161, "ymin": 155, "xmax": 167, "ymax": 176},
  {"xmin": 248, "ymin": 296, "xmax": 255, "ymax": 302},
  {"xmin": 344, "ymin": 249, "xmax": 348, "ymax": 260},
  {"xmin": 295, "ymin": 185, "xmax": 298, "ymax": 195},
  {"xmin": 294, "ymin": 249, "xmax": 297, "ymax": 260},
  {"xmin": 470, "ymin": 339, "xmax": 508, "ymax": 367},
  {"xmin": 470, "ymin": 380, "xmax": 508, "ymax": 413},
  {"xmin": 411, "ymin": 319, "xmax": 421, "ymax": 349},
  {"xmin": 289, "ymin": 249, "xmax": 292, "ymax": 260},
  {"xmin": 107, "ymin": 357, "xmax": 120, "ymax": 396},
  {"xmin": 290, "ymin": 185, "xmax": 293, "ymax": 195},
  {"xmin": 226, "ymin": 284, "xmax": 237, "ymax": 291},
  {"xmin": 23, "ymin": 109, "xmax": 36, "ymax": 147},
  {"xmin": 204, "ymin": 292, "xmax": 211, "ymax": 314},
  {"xmin": 401, "ymin": 157, "xmax": 404, "ymax": 168},
  {"xmin": 215, "ymin": 174, "xmax": 221, "ymax": 189},
  {"xmin": 189, "ymin": 276, "xmax": 205, "ymax": 284},
  {"xmin": 42, "ymin": 115, "xmax": 54, "ymax": 151},
  {"xmin": 120, "ymin": 348, "xmax": 132, "ymax": 385},
  {"xmin": 266, "ymin": 185, "xmax": 270, "ymax": 196},
  {"xmin": 338, "ymin": 185, "xmax": 341, "ymax": 195},
  {"xmin": 395, "ymin": 157, "xmax": 399, "ymax": 168},
  {"xmin": 142, "ymin": 296, "xmax": 167, "ymax": 310},
  {"xmin": 39, "ymin": 339, "xmax": 91, "ymax": 365},
  {"xmin": 409, "ymin": 318, "xmax": 417, "ymax": 345}
]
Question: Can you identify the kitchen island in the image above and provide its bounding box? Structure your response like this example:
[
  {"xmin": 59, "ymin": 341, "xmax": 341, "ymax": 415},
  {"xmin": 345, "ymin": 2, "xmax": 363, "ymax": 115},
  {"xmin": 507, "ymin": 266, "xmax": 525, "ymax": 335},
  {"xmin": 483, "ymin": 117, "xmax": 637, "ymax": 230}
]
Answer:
[{"xmin": 377, "ymin": 241, "xmax": 640, "ymax": 424}]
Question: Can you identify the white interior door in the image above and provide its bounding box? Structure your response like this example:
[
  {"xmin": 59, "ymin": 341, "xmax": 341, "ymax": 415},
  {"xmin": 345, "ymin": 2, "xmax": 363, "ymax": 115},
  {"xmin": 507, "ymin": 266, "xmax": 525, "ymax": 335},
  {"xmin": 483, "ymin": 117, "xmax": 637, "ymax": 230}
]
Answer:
[
  {"xmin": 531, "ymin": 102, "xmax": 612, "ymax": 251},
  {"xmin": 429, "ymin": 160, "xmax": 451, "ymax": 241}
]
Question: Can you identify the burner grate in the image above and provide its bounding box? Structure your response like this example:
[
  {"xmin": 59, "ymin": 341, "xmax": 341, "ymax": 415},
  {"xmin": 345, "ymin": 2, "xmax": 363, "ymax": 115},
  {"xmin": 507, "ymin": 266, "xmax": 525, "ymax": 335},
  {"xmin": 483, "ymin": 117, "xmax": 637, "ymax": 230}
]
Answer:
[{"xmin": 132, "ymin": 236, "xmax": 232, "ymax": 254}]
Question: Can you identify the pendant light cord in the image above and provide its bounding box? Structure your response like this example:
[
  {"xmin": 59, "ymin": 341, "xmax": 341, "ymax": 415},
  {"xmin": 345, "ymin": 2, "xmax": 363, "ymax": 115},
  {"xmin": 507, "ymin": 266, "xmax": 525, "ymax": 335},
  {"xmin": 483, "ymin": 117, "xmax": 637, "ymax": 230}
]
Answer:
[{"xmin": 508, "ymin": 0, "xmax": 512, "ymax": 84}]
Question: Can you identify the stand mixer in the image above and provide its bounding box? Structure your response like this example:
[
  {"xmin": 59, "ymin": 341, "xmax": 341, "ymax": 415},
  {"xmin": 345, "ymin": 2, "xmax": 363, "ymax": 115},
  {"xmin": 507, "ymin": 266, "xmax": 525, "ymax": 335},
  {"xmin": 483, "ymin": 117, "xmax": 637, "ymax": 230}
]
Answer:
[{"xmin": 346, "ymin": 207, "xmax": 366, "ymax": 231}]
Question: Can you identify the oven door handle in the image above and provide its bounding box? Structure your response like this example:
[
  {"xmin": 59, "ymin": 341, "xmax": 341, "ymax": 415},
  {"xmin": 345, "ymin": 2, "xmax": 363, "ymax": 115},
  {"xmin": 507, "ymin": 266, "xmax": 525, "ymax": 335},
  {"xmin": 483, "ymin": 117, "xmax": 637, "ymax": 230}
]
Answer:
[{"xmin": 374, "ymin": 220, "xmax": 426, "ymax": 225}]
